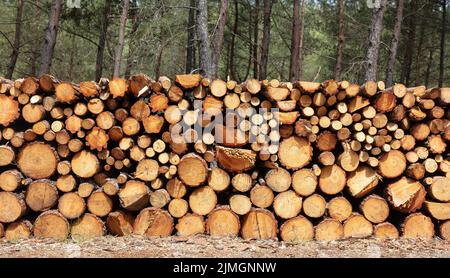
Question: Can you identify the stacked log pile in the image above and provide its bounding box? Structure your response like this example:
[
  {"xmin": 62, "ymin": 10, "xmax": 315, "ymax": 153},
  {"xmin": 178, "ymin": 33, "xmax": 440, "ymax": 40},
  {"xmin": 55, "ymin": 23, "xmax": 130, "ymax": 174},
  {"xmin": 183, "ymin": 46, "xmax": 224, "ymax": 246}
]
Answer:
[{"xmin": 0, "ymin": 74, "xmax": 449, "ymax": 242}]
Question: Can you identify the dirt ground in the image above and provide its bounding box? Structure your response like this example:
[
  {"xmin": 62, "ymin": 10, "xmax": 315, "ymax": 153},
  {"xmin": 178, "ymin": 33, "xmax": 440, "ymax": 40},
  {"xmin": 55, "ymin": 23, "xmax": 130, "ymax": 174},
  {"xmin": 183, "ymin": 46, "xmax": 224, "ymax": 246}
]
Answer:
[{"xmin": 1, "ymin": 235, "xmax": 450, "ymax": 258}]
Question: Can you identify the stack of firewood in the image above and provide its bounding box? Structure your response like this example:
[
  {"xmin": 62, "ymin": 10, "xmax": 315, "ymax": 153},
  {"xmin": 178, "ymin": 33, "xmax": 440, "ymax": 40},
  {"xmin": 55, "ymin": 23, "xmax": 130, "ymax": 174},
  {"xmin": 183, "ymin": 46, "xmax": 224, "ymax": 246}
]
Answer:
[{"xmin": 0, "ymin": 74, "xmax": 449, "ymax": 242}]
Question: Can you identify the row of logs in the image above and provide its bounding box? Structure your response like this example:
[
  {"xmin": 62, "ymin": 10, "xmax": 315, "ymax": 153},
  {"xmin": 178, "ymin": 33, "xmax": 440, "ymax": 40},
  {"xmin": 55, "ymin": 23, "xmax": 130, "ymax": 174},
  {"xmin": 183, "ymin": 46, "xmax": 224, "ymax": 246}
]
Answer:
[{"xmin": 0, "ymin": 74, "xmax": 449, "ymax": 243}]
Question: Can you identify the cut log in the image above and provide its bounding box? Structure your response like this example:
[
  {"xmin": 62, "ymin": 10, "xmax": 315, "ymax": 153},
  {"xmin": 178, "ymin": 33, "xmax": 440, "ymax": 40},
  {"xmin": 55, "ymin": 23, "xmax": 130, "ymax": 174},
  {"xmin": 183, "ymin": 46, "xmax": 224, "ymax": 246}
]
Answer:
[
  {"xmin": 292, "ymin": 168, "xmax": 317, "ymax": 197},
  {"xmin": 278, "ymin": 136, "xmax": 312, "ymax": 170},
  {"xmin": 175, "ymin": 74, "xmax": 201, "ymax": 89},
  {"xmin": 424, "ymin": 201, "xmax": 450, "ymax": 220},
  {"xmin": 25, "ymin": 179, "xmax": 58, "ymax": 212},
  {"xmin": 429, "ymin": 177, "xmax": 450, "ymax": 202},
  {"xmin": 5, "ymin": 220, "xmax": 33, "ymax": 241},
  {"xmin": 87, "ymin": 191, "xmax": 113, "ymax": 217},
  {"xmin": 55, "ymin": 83, "xmax": 77, "ymax": 103},
  {"xmin": 133, "ymin": 208, "xmax": 174, "ymax": 237},
  {"xmin": 210, "ymin": 79, "xmax": 227, "ymax": 97},
  {"xmin": 71, "ymin": 150, "xmax": 99, "ymax": 178},
  {"xmin": 149, "ymin": 189, "xmax": 171, "ymax": 209},
  {"xmin": 241, "ymin": 209, "xmax": 277, "ymax": 240},
  {"xmin": 206, "ymin": 207, "xmax": 240, "ymax": 237},
  {"xmin": 0, "ymin": 192, "xmax": 26, "ymax": 223},
  {"xmin": 386, "ymin": 177, "xmax": 426, "ymax": 213},
  {"xmin": 175, "ymin": 214, "xmax": 205, "ymax": 236},
  {"xmin": 315, "ymin": 218, "xmax": 344, "ymax": 241},
  {"xmin": 229, "ymin": 194, "xmax": 252, "ymax": 215},
  {"xmin": 178, "ymin": 153, "xmax": 208, "ymax": 187},
  {"xmin": 373, "ymin": 222, "xmax": 399, "ymax": 239},
  {"xmin": 188, "ymin": 186, "xmax": 217, "ymax": 216},
  {"xmin": 17, "ymin": 142, "xmax": 58, "ymax": 179},
  {"xmin": 440, "ymin": 221, "xmax": 450, "ymax": 240},
  {"xmin": 208, "ymin": 167, "xmax": 230, "ymax": 192},
  {"xmin": 273, "ymin": 190, "xmax": 302, "ymax": 219},
  {"xmin": 128, "ymin": 74, "xmax": 150, "ymax": 96},
  {"xmin": 378, "ymin": 150, "xmax": 406, "ymax": 179},
  {"xmin": 280, "ymin": 216, "xmax": 314, "ymax": 243},
  {"xmin": 375, "ymin": 92, "xmax": 397, "ymax": 113},
  {"xmin": 265, "ymin": 167, "xmax": 291, "ymax": 192},
  {"xmin": 106, "ymin": 211, "xmax": 134, "ymax": 236},
  {"xmin": 303, "ymin": 194, "xmax": 326, "ymax": 218},
  {"xmin": 71, "ymin": 213, "xmax": 106, "ymax": 240},
  {"xmin": 360, "ymin": 195, "xmax": 389, "ymax": 224},
  {"xmin": 250, "ymin": 184, "xmax": 274, "ymax": 209},
  {"xmin": 118, "ymin": 180, "xmax": 150, "ymax": 211},
  {"xmin": 78, "ymin": 182, "xmax": 95, "ymax": 198},
  {"xmin": 86, "ymin": 127, "xmax": 109, "ymax": 151},
  {"xmin": 216, "ymin": 146, "xmax": 256, "ymax": 173},
  {"xmin": 319, "ymin": 165, "xmax": 346, "ymax": 195},
  {"xmin": 33, "ymin": 210, "xmax": 69, "ymax": 240},
  {"xmin": 316, "ymin": 131, "xmax": 337, "ymax": 151},
  {"xmin": 402, "ymin": 213, "xmax": 434, "ymax": 239},
  {"xmin": 58, "ymin": 192, "xmax": 86, "ymax": 219},
  {"xmin": 20, "ymin": 77, "xmax": 39, "ymax": 95},
  {"xmin": 327, "ymin": 197, "xmax": 352, "ymax": 222},
  {"xmin": 135, "ymin": 159, "xmax": 159, "ymax": 182},
  {"xmin": 79, "ymin": 81, "xmax": 99, "ymax": 98},
  {"xmin": 0, "ymin": 145, "xmax": 15, "ymax": 166},
  {"xmin": 338, "ymin": 143, "xmax": 359, "ymax": 172},
  {"xmin": 0, "ymin": 170, "xmax": 24, "ymax": 192},
  {"xmin": 428, "ymin": 135, "xmax": 447, "ymax": 154},
  {"xmin": 109, "ymin": 78, "xmax": 128, "ymax": 98},
  {"xmin": 343, "ymin": 214, "xmax": 373, "ymax": 238},
  {"xmin": 346, "ymin": 166, "xmax": 379, "ymax": 198},
  {"xmin": 168, "ymin": 199, "xmax": 189, "ymax": 218}
]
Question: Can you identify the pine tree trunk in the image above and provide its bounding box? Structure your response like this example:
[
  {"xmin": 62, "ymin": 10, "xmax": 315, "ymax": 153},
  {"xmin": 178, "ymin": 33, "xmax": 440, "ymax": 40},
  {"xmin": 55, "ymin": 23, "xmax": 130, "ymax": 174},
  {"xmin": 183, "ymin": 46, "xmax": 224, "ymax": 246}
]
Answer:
[
  {"xmin": 289, "ymin": 0, "xmax": 301, "ymax": 82},
  {"xmin": 364, "ymin": 0, "xmax": 387, "ymax": 81},
  {"xmin": 124, "ymin": 2, "xmax": 140, "ymax": 79},
  {"xmin": 385, "ymin": 0, "xmax": 404, "ymax": 87},
  {"xmin": 211, "ymin": 0, "xmax": 229, "ymax": 79},
  {"xmin": 259, "ymin": 0, "xmax": 273, "ymax": 80},
  {"xmin": 334, "ymin": 0, "xmax": 345, "ymax": 81},
  {"xmin": 439, "ymin": 0, "xmax": 447, "ymax": 87},
  {"xmin": 185, "ymin": 0, "xmax": 196, "ymax": 73},
  {"xmin": 6, "ymin": 0, "xmax": 24, "ymax": 79},
  {"xmin": 252, "ymin": 0, "xmax": 259, "ymax": 79},
  {"xmin": 95, "ymin": 0, "xmax": 111, "ymax": 82},
  {"xmin": 39, "ymin": 0, "xmax": 62, "ymax": 76},
  {"xmin": 113, "ymin": 0, "xmax": 130, "ymax": 78},
  {"xmin": 400, "ymin": 1, "xmax": 417, "ymax": 86},
  {"xmin": 229, "ymin": 0, "xmax": 238, "ymax": 80},
  {"xmin": 197, "ymin": 0, "xmax": 213, "ymax": 78}
]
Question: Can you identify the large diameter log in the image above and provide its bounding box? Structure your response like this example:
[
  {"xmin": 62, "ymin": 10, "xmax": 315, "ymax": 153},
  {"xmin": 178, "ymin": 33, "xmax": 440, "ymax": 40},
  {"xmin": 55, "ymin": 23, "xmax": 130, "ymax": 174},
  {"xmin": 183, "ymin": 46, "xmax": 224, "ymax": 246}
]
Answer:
[
  {"xmin": 175, "ymin": 74, "xmax": 201, "ymax": 89},
  {"xmin": 58, "ymin": 192, "xmax": 86, "ymax": 219},
  {"xmin": 378, "ymin": 150, "xmax": 406, "ymax": 179},
  {"xmin": 0, "ymin": 192, "xmax": 26, "ymax": 223},
  {"xmin": 133, "ymin": 208, "xmax": 174, "ymax": 237},
  {"xmin": 178, "ymin": 153, "xmax": 208, "ymax": 187},
  {"xmin": 33, "ymin": 210, "xmax": 69, "ymax": 240},
  {"xmin": 278, "ymin": 136, "xmax": 312, "ymax": 170},
  {"xmin": 314, "ymin": 218, "xmax": 344, "ymax": 241},
  {"xmin": 424, "ymin": 201, "xmax": 450, "ymax": 221},
  {"xmin": 265, "ymin": 167, "xmax": 291, "ymax": 192},
  {"xmin": 71, "ymin": 150, "xmax": 99, "ymax": 178},
  {"xmin": 206, "ymin": 207, "xmax": 240, "ymax": 237},
  {"xmin": 135, "ymin": 159, "xmax": 159, "ymax": 182},
  {"xmin": 386, "ymin": 177, "xmax": 426, "ymax": 213},
  {"xmin": 71, "ymin": 213, "xmax": 106, "ymax": 240},
  {"xmin": 0, "ymin": 95, "xmax": 19, "ymax": 126},
  {"xmin": 319, "ymin": 165, "xmax": 346, "ymax": 195},
  {"xmin": 280, "ymin": 216, "xmax": 314, "ymax": 243},
  {"xmin": 343, "ymin": 214, "xmax": 373, "ymax": 239},
  {"xmin": 241, "ymin": 209, "xmax": 278, "ymax": 240},
  {"xmin": 118, "ymin": 180, "xmax": 150, "ymax": 211},
  {"xmin": 346, "ymin": 166, "xmax": 379, "ymax": 198},
  {"xmin": 216, "ymin": 146, "xmax": 256, "ymax": 173},
  {"xmin": 176, "ymin": 214, "xmax": 205, "ymax": 236},
  {"xmin": 402, "ymin": 213, "xmax": 434, "ymax": 239},
  {"xmin": 17, "ymin": 142, "xmax": 58, "ymax": 179},
  {"xmin": 106, "ymin": 211, "xmax": 134, "ymax": 236},
  {"xmin": 25, "ymin": 179, "xmax": 58, "ymax": 212},
  {"xmin": 5, "ymin": 220, "xmax": 33, "ymax": 241}
]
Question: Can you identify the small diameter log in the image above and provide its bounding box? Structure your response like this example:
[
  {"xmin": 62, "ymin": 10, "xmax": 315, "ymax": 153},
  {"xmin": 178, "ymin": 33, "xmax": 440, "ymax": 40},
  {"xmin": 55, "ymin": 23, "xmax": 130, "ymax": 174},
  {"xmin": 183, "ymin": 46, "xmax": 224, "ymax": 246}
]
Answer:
[
  {"xmin": 206, "ymin": 207, "xmax": 240, "ymax": 237},
  {"xmin": 280, "ymin": 216, "xmax": 314, "ymax": 243},
  {"xmin": 109, "ymin": 78, "xmax": 128, "ymax": 98},
  {"xmin": 71, "ymin": 150, "xmax": 99, "ymax": 178},
  {"xmin": 250, "ymin": 184, "xmax": 274, "ymax": 209},
  {"xmin": 338, "ymin": 143, "xmax": 359, "ymax": 172},
  {"xmin": 150, "ymin": 189, "xmax": 171, "ymax": 208},
  {"xmin": 78, "ymin": 182, "xmax": 95, "ymax": 198},
  {"xmin": 0, "ymin": 95, "xmax": 20, "ymax": 126},
  {"xmin": 189, "ymin": 186, "xmax": 217, "ymax": 216},
  {"xmin": 0, "ymin": 192, "xmax": 26, "ymax": 223},
  {"xmin": 428, "ymin": 135, "xmax": 447, "ymax": 154},
  {"xmin": 135, "ymin": 159, "xmax": 159, "ymax": 182},
  {"xmin": 175, "ymin": 74, "xmax": 201, "ymax": 89},
  {"xmin": 17, "ymin": 142, "xmax": 58, "ymax": 179},
  {"xmin": 265, "ymin": 168, "xmax": 291, "ymax": 192},
  {"xmin": 375, "ymin": 92, "xmax": 397, "ymax": 113},
  {"xmin": 0, "ymin": 170, "xmax": 24, "ymax": 192},
  {"xmin": 241, "ymin": 209, "xmax": 278, "ymax": 240},
  {"xmin": 178, "ymin": 154, "xmax": 208, "ymax": 187},
  {"xmin": 278, "ymin": 136, "xmax": 312, "ymax": 170},
  {"xmin": 273, "ymin": 190, "xmax": 302, "ymax": 219},
  {"xmin": 292, "ymin": 168, "xmax": 317, "ymax": 197},
  {"xmin": 327, "ymin": 197, "xmax": 352, "ymax": 222},
  {"xmin": 86, "ymin": 127, "xmax": 109, "ymax": 151},
  {"xmin": 360, "ymin": 195, "xmax": 389, "ymax": 224},
  {"xmin": 107, "ymin": 211, "xmax": 134, "ymax": 236},
  {"xmin": 102, "ymin": 178, "xmax": 119, "ymax": 196},
  {"xmin": 373, "ymin": 222, "xmax": 399, "ymax": 239},
  {"xmin": 378, "ymin": 150, "xmax": 406, "ymax": 179},
  {"xmin": 386, "ymin": 177, "xmax": 426, "ymax": 213},
  {"xmin": 302, "ymin": 194, "xmax": 326, "ymax": 218},
  {"xmin": 33, "ymin": 210, "xmax": 69, "ymax": 240},
  {"xmin": 5, "ymin": 220, "xmax": 33, "ymax": 241},
  {"xmin": 315, "ymin": 218, "xmax": 344, "ymax": 241},
  {"xmin": 429, "ymin": 177, "xmax": 450, "ymax": 202},
  {"xmin": 229, "ymin": 194, "xmax": 252, "ymax": 215},
  {"xmin": 25, "ymin": 179, "xmax": 58, "ymax": 212},
  {"xmin": 58, "ymin": 192, "xmax": 86, "ymax": 219},
  {"xmin": 118, "ymin": 180, "xmax": 150, "ymax": 211},
  {"xmin": 346, "ymin": 166, "xmax": 379, "ymax": 198},
  {"xmin": 343, "ymin": 214, "xmax": 373, "ymax": 239},
  {"xmin": 402, "ymin": 213, "xmax": 434, "ymax": 239},
  {"xmin": 316, "ymin": 131, "xmax": 337, "ymax": 151},
  {"xmin": 0, "ymin": 145, "xmax": 15, "ymax": 166},
  {"xmin": 71, "ymin": 213, "xmax": 106, "ymax": 240},
  {"xmin": 133, "ymin": 208, "xmax": 174, "ymax": 237},
  {"xmin": 175, "ymin": 214, "xmax": 205, "ymax": 236},
  {"xmin": 87, "ymin": 191, "xmax": 113, "ymax": 217},
  {"xmin": 319, "ymin": 165, "xmax": 346, "ymax": 195},
  {"xmin": 424, "ymin": 201, "xmax": 450, "ymax": 221},
  {"xmin": 208, "ymin": 167, "xmax": 230, "ymax": 192}
]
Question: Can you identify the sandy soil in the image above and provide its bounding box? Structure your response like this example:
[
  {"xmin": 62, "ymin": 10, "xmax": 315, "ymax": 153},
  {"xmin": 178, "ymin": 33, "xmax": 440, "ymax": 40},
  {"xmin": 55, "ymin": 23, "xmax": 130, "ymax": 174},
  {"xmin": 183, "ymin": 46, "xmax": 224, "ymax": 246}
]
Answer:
[{"xmin": 1, "ymin": 235, "xmax": 450, "ymax": 258}]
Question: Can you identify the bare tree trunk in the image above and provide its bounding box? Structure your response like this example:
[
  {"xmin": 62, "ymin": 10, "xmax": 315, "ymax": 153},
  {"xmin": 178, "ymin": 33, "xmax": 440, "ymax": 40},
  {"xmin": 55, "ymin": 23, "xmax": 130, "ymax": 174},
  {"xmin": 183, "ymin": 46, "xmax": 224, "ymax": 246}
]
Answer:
[
  {"xmin": 229, "ymin": 0, "xmax": 238, "ymax": 80},
  {"xmin": 298, "ymin": 0, "xmax": 306, "ymax": 79},
  {"xmin": 95, "ymin": 0, "xmax": 111, "ymax": 81},
  {"xmin": 439, "ymin": 0, "xmax": 447, "ymax": 87},
  {"xmin": 6, "ymin": 0, "xmax": 24, "ymax": 79},
  {"xmin": 125, "ymin": 2, "xmax": 140, "ymax": 79},
  {"xmin": 334, "ymin": 0, "xmax": 345, "ymax": 81},
  {"xmin": 252, "ymin": 0, "xmax": 259, "ymax": 78},
  {"xmin": 211, "ymin": 0, "xmax": 229, "ymax": 78},
  {"xmin": 415, "ymin": 3, "xmax": 427, "ymax": 86},
  {"xmin": 39, "ymin": 0, "xmax": 62, "ymax": 76},
  {"xmin": 364, "ymin": 0, "xmax": 387, "ymax": 81},
  {"xmin": 197, "ymin": 0, "xmax": 213, "ymax": 78},
  {"xmin": 259, "ymin": 0, "xmax": 273, "ymax": 80},
  {"xmin": 289, "ymin": 0, "xmax": 301, "ymax": 82},
  {"xmin": 385, "ymin": 0, "xmax": 405, "ymax": 87},
  {"xmin": 185, "ymin": 0, "xmax": 196, "ymax": 73},
  {"xmin": 425, "ymin": 48, "xmax": 434, "ymax": 87},
  {"xmin": 113, "ymin": 0, "xmax": 130, "ymax": 78},
  {"xmin": 400, "ymin": 1, "xmax": 417, "ymax": 86}
]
